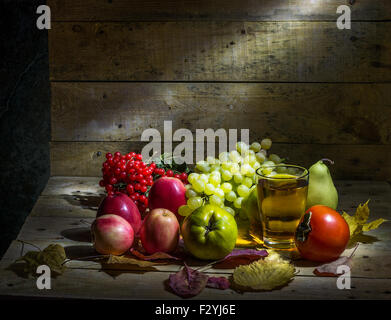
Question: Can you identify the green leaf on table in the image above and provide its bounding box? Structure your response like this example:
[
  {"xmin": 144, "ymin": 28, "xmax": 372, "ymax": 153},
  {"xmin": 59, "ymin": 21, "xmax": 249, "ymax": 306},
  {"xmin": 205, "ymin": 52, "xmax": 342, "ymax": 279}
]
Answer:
[{"xmin": 15, "ymin": 244, "xmax": 67, "ymax": 277}]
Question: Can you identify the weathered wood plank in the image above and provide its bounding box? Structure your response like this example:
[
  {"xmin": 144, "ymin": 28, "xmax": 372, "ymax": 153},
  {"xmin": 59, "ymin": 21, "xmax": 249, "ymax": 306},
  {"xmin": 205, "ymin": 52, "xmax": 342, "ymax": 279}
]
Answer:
[
  {"xmin": 1, "ymin": 265, "xmax": 391, "ymax": 299},
  {"xmin": 49, "ymin": 141, "xmax": 391, "ymax": 179},
  {"xmin": 3, "ymin": 226, "xmax": 391, "ymax": 279},
  {"xmin": 48, "ymin": 0, "xmax": 391, "ymax": 21},
  {"xmin": 49, "ymin": 22, "xmax": 391, "ymax": 82},
  {"xmin": 51, "ymin": 82, "xmax": 391, "ymax": 145}
]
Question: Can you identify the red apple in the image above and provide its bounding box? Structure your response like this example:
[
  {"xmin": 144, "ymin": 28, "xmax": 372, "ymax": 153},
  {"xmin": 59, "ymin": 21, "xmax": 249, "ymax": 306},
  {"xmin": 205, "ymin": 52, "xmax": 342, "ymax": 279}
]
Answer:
[
  {"xmin": 148, "ymin": 177, "xmax": 186, "ymax": 219},
  {"xmin": 91, "ymin": 214, "xmax": 134, "ymax": 255},
  {"xmin": 140, "ymin": 208, "xmax": 180, "ymax": 254},
  {"xmin": 97, "ymin": 192, "xmax": 142, "ymax": 234}
]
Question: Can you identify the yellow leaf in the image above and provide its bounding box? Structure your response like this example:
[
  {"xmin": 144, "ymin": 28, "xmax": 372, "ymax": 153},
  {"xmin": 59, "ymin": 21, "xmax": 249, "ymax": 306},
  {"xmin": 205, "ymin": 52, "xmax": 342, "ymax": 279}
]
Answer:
[
  {"xmin": 233, "ymin": 252, "xmax": 295, "ymax": 291},
  {"xmin": 342, "ymin": 200, "xmax": 387, "ymax": 238}
]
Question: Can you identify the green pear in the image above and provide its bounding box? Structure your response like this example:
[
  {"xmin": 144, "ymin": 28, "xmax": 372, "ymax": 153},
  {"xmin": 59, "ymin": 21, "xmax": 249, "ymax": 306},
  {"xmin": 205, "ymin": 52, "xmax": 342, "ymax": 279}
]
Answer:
[{"xmin": 306, "ymin": 159, "xmax": 338, "ymax": 210}]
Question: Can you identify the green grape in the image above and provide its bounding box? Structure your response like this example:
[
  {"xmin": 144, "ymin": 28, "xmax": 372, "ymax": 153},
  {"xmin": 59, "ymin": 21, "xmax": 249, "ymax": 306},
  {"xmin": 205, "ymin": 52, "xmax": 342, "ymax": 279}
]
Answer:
[
  {"xmin": 210, "ymin": 164, "xmax": 221, "ymax": 172},
  {"xmin": 234, "ymin": 197, "xmax": 244, "ymax": 209},
  {"xmin": 226, "ymin": 191, "xmax": 237, "ymax": 202},
  {"xmin": 276, "ymin": 163, "xmax": 288, "ymax": 173},
  {"xmin": 268, "ymin": 171, "xmax": 277, "ymax": 177},
  {"xmin": 260, "ymin": 167, "xmax": 273, "ymax": 175},
  {"xmin": 221, "ymin": 182, "xmax": 233, "ymax": 193},
  {"xmin": 214, "ymin": 188, "xmax": 225, "ymax": 199},
  {"xmin": 250, "ymin": 142, "xmax": 261, "ymax": 152},
  {"xmin": 263, "ymin": 160, "xmax": 275, "ymax": 167},
  {"xmin": 199, "ymin": 174, "xmax": 209, "ymax": 184},
  {"xmin": 261, "ymin": 138, "xmax": 272, "ymax": 150},
  {"xmin": 224, "ymin": 206, "xmax": 236, "ymax": 216},
  {"xmin": 185, "ymin": 183, "xmax": 192, "ymax": 190},
  {"xmin": 178, "ymin": 205, "xmax": 193, "ymax": 217},
  {"xmin": 206, "ymin": 156, "xmax": 216, "ymax": 164},
  {"xmin": 221, "ymin": 169, "xmax": 233, "ymax": 181},
  {"xmin": 252, "ymin": 161, "xmax": 261, "ymax": 171},
  {"xmin": 196, "ymin": 161, "xmax": 210, "ymax": 173},
  {"xmin": 255, "ymin": 152, "xmax": 266, "ymax": 164},
  {"xmin": 248, "ymin": 155, "xmax": 257, "ymax": 166},
  {"xmin": 221, "ymin": 161, "xmax": 232, "ymax": 171},
  {"xmin": 244, "ymin": 167, "xmax": 255, "ymax": 177},
  {"xmin": 229, "ymin": 163, "xmax": 240, "ymax": 174},
  {"xmin": 237, "ymin": 185, "xmax": 250, "ymax": 198},
  {"xmin": 209, "ymin": 194, "xmax": 223, "ymax": 206},
  {"xmin": 185, "ymin": 188, "xmax": 198, "ymax": 199},
  {"xmin": 234, "ymin": 173, "xmax": 243, "ymax": 184},
  {"xmin": 287, "ymin": 167, "xmax": 299, "ymax": 176},
  {"xmin": 229, "ymin": 150, "xmax": 241, "ymax": 163},
  {"xmin": 192, "ymin": 180, "xmax": 205, "ymax": 193},
  {"xmin": 188, "ymin": 197, "xmax": 203, "ymax": 210},
  {"xmin": 218, "ymin": 152, "xmax": 229, "ymax": 162},
  {"xmin": 236, "ymin": 141, "xmax": 249, "ymax": 154},
  {"xmin": 188, "ymin": 173, "xmax": 199, "ymax": 184},
  {"xmin": 242, "ymin": 177, "xmax": 253, "ymax": 188},
  {"xmin": 204, "ymin": 183, "xmax": 215, "ymax": 196},
  {"xmin": 268, "ymin": 154, "xmax": 281, "ymax": 164},
  {"xmin": 240, "ymin": 163, "xmax": 252, "ymax": 176},
  {"xmin": 209, "ymin": 172, "xmax": 221, "ymax": 186}
]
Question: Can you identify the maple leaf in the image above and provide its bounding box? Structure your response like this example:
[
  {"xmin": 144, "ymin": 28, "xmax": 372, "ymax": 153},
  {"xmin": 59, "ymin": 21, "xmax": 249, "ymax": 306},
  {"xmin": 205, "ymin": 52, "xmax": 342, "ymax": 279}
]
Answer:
[{"xmin": 342, "ymin": 200, "xmax": 387, "ymax": 239}]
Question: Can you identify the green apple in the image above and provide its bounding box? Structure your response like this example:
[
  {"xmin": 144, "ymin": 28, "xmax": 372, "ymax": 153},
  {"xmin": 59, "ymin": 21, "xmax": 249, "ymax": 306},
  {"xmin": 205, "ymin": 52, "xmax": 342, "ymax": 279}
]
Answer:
[{"xmin": 181, "ymin": 204, "xmax": 238, "ymax": 260}]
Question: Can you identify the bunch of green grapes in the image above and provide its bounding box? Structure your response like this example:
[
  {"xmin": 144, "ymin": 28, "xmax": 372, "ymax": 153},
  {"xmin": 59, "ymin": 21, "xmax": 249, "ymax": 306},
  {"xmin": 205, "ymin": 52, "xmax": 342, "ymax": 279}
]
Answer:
[{"xmin": 178, "ymin": 138, "xmax": 286, "ymax": 217}]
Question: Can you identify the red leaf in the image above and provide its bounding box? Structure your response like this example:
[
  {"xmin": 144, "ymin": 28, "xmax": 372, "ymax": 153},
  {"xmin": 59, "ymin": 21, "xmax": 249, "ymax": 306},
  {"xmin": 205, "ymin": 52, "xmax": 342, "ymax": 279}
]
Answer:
[
  {"xmin": 130, "ymin": 248, "xmax": 181, "ymax": 261},
  {"xmin": 213, "ymin": 249, "xmax": 268, "ymax": 269},
  {"xmin": 206, "ymin": 277, "xmax": 230, "ymax": 290},
  {"xmin": 313, "ymin": 256, "xmax": 353, "ymax": 277},
  {"xmin": 168, "ymin": 264, "xmax": 208, "ymax": 298}
]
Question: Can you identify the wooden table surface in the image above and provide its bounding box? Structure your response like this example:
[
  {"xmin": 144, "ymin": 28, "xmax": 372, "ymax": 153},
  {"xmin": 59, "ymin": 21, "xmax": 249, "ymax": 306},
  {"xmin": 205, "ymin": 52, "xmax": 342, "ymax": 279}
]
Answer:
[{"xmin": 0, "ymin": 177, "xmax": 390, "ymax": 300}]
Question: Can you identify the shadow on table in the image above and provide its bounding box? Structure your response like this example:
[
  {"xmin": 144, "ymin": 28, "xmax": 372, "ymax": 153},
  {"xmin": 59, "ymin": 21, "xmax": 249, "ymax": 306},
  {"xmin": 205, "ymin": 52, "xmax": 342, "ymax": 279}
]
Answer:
[
  {"xmin": 61, "ymin": 227, "xmax": 92, "ymax": 242},
  {"xmin": 62, "ymin": 194, "xmax": 103, "ymax": 211}
]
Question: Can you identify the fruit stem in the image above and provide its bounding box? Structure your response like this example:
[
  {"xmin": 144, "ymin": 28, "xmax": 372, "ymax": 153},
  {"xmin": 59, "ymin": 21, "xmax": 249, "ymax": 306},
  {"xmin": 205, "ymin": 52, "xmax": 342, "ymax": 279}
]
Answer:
[{"xmin": 321, "ymin": 158, "xmax": 334, "ymax": 165}]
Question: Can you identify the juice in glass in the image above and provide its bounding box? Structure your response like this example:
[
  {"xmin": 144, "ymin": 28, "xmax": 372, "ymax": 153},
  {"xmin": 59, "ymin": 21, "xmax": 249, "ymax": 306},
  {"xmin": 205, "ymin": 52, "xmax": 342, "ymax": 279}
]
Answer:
[{"xmin": 256, "ymin": 165, "xmax": 309, "ymax": 249}]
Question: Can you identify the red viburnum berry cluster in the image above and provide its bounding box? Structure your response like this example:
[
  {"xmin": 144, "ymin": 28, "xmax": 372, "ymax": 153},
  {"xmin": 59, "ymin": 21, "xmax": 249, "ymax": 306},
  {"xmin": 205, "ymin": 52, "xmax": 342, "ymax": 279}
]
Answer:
[{"xmin": 99, "ymin": 151, "xmax": 188, "ymax": 214}]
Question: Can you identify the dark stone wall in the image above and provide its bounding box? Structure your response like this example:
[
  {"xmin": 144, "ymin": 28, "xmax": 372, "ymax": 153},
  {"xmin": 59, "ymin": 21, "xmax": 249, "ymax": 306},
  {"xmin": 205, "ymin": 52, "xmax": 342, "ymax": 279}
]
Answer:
[{"xmin": 0, "ymin": 1, "xmax": 50, "ymax": 258}]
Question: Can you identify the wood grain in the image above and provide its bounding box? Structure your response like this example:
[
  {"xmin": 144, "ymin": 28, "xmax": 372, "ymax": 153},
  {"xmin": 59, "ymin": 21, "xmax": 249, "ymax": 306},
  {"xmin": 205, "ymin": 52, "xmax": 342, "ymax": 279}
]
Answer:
[
  {"xmin": 49, "ymin": 21, "xmax": 391, "ymax": 82},
  {"xmin": 2, "ymin": 265, "xmax": 391, "ymax": 299},
  {"xmin": 49, "ymin": 141, "xmax": 391, "ymax": 179},
  {"xmin": 48, "ymin": 0, "xmax": 391, "ymax": 21},
  {"xmin": 51, "ymin": 82, "xmax": 391, "ymax": 144}
]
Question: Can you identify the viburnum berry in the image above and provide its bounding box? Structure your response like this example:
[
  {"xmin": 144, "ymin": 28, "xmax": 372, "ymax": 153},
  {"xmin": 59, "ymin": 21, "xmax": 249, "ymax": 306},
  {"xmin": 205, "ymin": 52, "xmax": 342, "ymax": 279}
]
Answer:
[{"xmin": 166, "ymin": 170, "xmax": 174, "ymax": 177}]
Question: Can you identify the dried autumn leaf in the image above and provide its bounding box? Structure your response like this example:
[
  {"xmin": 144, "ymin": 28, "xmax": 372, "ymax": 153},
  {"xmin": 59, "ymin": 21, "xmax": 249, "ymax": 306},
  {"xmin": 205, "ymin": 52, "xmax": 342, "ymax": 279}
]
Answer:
[
  {"xmin": 206, "ymin": 276, "xmax": 230, "ymax": 290},
  {"xmin": 130, "ymin": 248, "xmax": 182, "ymax": 261},
  {"xmin": 342, "ymin": 200, "xmax": 387, "ymax": 238},
  {"xmin": 314, "ymin": 244, "xmax": 358, "ymax": 277},
  {"xmin": 106, "ymin": 254, "xmax": 165, "ymax": 268},
  {"xmin": 16, "ymin": 244, "xmax": 67, "ymax": 276},
  {"xmin": 168, "ymin": 264, "xmax": 208, "ymax": 298},
  {"xmin": 213, "ymin": 249, "xmax": 268, "ymax": 269},
  {"xmin": 233, "ymin": 252, "xmax": 295, "ymax": 291},
  {"xmin": 313, "ymin": 256, "xmax": 352, "ymax": 277}
]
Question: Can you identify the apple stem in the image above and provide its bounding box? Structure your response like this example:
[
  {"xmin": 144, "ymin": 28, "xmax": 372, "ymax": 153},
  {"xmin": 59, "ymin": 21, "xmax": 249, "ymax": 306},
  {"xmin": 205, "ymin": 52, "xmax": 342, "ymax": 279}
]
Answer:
[{"xmin": 321, "ymin": 158, "xmax": 334, "ymax": 165}]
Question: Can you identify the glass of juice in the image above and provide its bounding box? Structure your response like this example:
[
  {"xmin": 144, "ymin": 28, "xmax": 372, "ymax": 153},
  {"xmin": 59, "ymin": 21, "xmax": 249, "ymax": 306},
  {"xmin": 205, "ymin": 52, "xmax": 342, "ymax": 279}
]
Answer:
[{"xmin": 256, "ymin": 164, "xmax": 309, "ymax": 250}]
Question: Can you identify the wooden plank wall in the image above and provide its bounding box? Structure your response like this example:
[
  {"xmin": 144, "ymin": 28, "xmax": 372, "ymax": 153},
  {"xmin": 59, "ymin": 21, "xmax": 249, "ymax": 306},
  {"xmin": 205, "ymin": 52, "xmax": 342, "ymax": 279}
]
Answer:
[{"xmin": 48, "ymin": 1, "xmax": 391, "ymax": 180}]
